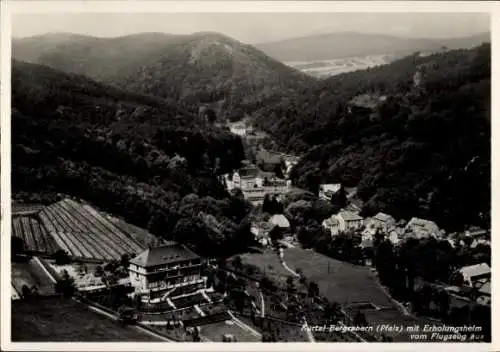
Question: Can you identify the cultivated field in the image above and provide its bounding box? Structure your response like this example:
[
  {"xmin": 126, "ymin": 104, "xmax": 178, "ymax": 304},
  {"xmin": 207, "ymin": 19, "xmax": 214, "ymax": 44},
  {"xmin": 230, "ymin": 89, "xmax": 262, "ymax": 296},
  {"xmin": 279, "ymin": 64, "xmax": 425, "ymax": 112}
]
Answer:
[
  {"xmin": 12, "ymin": 215, "xmax": 60, "ymax": 255},
  {"xmin": 38, "ymin": 198, "xmax": 145, "ymax": 261},
  {"xmin": 283, "ymin": 247, "xmax": 394, "ymax": 308},
  {"xmin": 285, "ymin": 53, "xmax": 396, "ymax": 78},
  {"xmin": 12, "ymin": 203, "xmax": 46, "ymax": 215},
  {"xmin": 106, "ymin": 215, "xmax": 165, "ymax": 248},
  {"xmin": 11, "ymin": 298, "xmax": 160, "ymax": 341}
]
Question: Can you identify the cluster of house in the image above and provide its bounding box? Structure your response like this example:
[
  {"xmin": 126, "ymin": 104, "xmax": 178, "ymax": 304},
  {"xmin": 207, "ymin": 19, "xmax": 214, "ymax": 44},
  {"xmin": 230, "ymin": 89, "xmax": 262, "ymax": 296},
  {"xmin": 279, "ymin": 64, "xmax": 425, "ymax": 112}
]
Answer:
[
  {"xmin": 318, "ymin": 183, "xmax": 489, "ymax": 251},
  {"xmin": 250, "ymin": 214, "xmax": 292, "ymax": 247},
  {"xmin": 446, "ymin": 262, "xmax": 491, "ymax": 308},
  {"xmin": 222, "ymin": 163, "xmax": 291, "ymax": 205}
]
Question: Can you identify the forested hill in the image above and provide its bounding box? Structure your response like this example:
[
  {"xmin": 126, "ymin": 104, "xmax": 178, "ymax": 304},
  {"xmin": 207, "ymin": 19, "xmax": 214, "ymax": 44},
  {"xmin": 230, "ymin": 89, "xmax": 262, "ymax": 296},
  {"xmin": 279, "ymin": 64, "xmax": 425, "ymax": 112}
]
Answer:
[
  {"xmin": 254, "ymin": 44, "xmax": 491, "ymax": 231},
  {"xmin": 13, "ymin": 32, "xmax": 314, "ymax": 118},
  {"xmin": 12, "ymin": 59, "xmax": 253, "ymax": 257}
]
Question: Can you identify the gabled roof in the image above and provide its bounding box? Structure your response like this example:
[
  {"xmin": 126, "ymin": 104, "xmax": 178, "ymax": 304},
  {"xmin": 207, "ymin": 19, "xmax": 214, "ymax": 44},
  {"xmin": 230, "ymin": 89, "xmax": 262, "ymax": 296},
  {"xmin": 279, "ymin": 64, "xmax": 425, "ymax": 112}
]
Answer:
[
  {"xmin": 320, "ymin": 184, "xmax": 341, "ymax": 193},
  {"xmin": 251, "ymin": 221, "xmax": 275, "ymax": 233},
  {"xmin": 465, "ymin": 227, "xmax": 488, "ymax": 237},
  {"xmin": 269, "ymin": 214, "xmax": 290, "ymax": 228},
  {"xmin": 405, "ymin": 217, "xmax": 440, "ymax": 235},
  {"xmin": 342, "ymin": 203, "xmax": 362, "ymax": 214},
  {"xmin": 458, "ymin": 263, "xmax": 490, "ymax": 279},
  {"xmin": 129, "ymin": 242, "xmax": 200, "ymax": 268},
  {"xmin": 338, "ymin": 211, "xmax": 363, "ymax": 222},
  {"xmin": 373, "ymin": 212, "xmax": 395, "ymax": 223},
  {"xmin": 256, "ymin": 149, "xmax": 282, "ymax": 165},
  {"xmin": 476, "ymin": 295, "xmax": 490, "ymax": 306},
  {"xmin": 230, "ymin": 122, "xmax": 246, "ymax": 129},
  {"xmin": 478, "ymin": 281, "xmax": 491, "ymax": 296},
  {"xmin": 323, "ymin": 216, "xmax": 339, "ymax": 227}
]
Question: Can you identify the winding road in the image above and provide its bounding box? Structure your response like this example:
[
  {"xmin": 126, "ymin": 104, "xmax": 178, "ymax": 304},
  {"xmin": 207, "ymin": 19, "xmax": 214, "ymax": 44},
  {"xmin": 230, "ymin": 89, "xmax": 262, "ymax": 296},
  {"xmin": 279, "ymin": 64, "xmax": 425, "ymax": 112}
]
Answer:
[{"xmin": 279, "ymin": 248, "xmax": 300, "ymax": 277}]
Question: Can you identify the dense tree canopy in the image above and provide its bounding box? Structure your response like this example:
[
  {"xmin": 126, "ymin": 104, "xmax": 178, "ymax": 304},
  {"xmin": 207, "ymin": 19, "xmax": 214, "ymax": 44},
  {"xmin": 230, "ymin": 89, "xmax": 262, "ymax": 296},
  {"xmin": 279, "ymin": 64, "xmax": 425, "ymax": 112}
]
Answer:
[
  {"xmin": 12, "ymin": 60, "xmax": 252, "ymax": 257},
  {"xmin": 253, "ymin": 44, "xmax": 490, "ymax": 231}
]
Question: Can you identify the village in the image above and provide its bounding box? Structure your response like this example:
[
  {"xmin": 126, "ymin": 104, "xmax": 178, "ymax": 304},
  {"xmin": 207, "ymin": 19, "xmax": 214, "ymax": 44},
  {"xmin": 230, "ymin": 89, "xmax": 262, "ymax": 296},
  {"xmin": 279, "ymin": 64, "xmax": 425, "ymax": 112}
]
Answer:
[
  {"xmin": 10, "ymin": 115, "xmax": 491, "ymax": 343},
  {"xmin": 219, "ymin": 118, "xmax": 491, "ymax": 339}
]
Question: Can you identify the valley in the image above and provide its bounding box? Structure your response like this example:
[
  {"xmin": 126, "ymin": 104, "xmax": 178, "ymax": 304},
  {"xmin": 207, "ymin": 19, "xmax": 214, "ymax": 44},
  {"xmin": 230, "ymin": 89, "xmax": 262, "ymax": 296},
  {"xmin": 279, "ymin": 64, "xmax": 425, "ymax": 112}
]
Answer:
[
  {"xmin": 284, "ymin": 53, "xmax": 398, "ymax": 78},
  {"xmin": 9, "ymin": 26, "xmax": 491, "ymax": 344}
]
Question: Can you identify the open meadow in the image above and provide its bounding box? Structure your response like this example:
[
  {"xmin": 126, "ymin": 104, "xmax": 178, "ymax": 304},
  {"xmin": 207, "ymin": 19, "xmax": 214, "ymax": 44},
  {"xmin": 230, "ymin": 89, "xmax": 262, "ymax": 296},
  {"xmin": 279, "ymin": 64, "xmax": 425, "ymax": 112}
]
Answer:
[{"xmin": 283, "ymin": 247, "xmax": 394, "ymax": 308}]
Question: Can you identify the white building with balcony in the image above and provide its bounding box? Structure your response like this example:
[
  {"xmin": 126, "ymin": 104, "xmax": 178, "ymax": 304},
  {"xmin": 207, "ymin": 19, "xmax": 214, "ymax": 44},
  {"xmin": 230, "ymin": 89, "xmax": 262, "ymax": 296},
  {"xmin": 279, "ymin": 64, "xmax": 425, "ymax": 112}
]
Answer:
[{"xmin": 129, "ymin": 242, "xmax": 206, "ymax": 303}]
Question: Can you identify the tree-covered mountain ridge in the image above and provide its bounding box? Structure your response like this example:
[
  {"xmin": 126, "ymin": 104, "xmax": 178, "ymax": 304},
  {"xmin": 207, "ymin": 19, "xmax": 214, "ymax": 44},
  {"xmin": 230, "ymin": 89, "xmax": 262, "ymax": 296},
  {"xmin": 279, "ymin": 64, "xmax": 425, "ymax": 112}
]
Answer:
[
  {"xmin": 12, "ymin": 59, "xmax": 254, "ymax": 257},
  {"xmin": 254, "ymin": 44, "xmax": 490, "ymax": 231},
  {"xmin": 12, "ymin": 32, "xmax": 315, "ymax": 118}
]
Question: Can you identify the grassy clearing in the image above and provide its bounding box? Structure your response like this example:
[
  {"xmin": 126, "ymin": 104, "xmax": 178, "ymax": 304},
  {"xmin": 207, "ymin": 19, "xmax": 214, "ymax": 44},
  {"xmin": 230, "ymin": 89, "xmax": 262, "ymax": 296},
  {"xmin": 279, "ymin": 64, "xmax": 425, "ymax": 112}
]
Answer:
[
  {"xmin": 11, "ymin": 298, "xmax": 159, "ymax": 341},
  {"xmin": 283, "ymin": 247, "xmax": 394, "ymax": 308},
  {"xmin": 237, "ymin": 250, "xmax": 294, "ymax": 287}
]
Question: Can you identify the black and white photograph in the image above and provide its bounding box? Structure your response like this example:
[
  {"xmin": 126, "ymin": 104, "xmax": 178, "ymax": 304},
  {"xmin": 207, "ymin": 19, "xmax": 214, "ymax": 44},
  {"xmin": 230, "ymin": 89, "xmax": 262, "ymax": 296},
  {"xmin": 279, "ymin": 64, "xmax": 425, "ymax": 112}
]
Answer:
[{"xmin": 0, "ymin": 1, "xmax": 496, "ymax": 350}]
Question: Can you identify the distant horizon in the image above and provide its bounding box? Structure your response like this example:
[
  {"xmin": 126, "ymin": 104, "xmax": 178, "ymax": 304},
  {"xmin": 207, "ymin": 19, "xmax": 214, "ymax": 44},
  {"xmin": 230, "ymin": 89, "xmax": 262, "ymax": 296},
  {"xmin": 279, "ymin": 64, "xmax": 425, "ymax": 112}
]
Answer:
[
  {"xmin": 12, "ymin": 13, "xmax": 490, "ymax": 44},
  {"xmin": 12, "ymin": 29, "xmax": 491, "ymax": 45}
]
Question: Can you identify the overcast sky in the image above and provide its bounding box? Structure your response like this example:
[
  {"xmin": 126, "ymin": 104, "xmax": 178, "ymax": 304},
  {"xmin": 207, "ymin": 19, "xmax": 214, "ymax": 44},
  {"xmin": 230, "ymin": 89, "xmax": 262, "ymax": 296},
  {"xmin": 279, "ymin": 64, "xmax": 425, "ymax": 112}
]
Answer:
[{"xmin": 12, "ymin": 12, "xmax": 490, "ymax": 44}]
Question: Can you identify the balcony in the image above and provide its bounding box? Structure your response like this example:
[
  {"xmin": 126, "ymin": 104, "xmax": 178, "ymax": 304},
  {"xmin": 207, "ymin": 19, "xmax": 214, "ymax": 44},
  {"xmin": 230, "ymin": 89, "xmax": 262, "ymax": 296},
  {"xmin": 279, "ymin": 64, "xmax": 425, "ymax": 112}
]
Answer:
[
  {"xmin": 146, "ymin": 261, "xmax": 201, "ymax": 274},
  {"xmin": 145, "ymin": 277, "xmax": 205, "ymax": 292}
]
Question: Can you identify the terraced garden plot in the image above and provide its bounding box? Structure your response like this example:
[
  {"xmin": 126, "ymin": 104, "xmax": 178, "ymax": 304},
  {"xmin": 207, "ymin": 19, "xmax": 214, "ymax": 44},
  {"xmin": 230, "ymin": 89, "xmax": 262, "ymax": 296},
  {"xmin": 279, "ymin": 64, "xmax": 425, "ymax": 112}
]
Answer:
[
  {"xmin": 12, "ymin": 203, "xmax": 45, "ymax": 215},
  {"xmin": 12, "ymin": 215, "xmax": 60, "ymax": 255},
  {"xmin": 139, "ymin": 311, "xmax": 177, "ymax": 322},
  {"xmin": 140, "ymin": 300, "xmax": 176, "ymax": 313},
  {"xmin": 38, "ymin": 198, "xmax": 145, "ymax": 261},
  {"xmin": 171, "ymin": 293, "xmax": 207, "ymax": 309},
  {"xmin": 106, "ymin": 215, "xmax": 165, "ymax": 248},
  {"xmin": 11, "ymin": 298, "xmax": 159, "ymax": 341},
  {"xmin": 206, "ymin": 291, "xmax": 224, "ymax": 302},
  {"xmin": 141, "ymin": 306, "xmax": 201, "ymax": 322}
]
